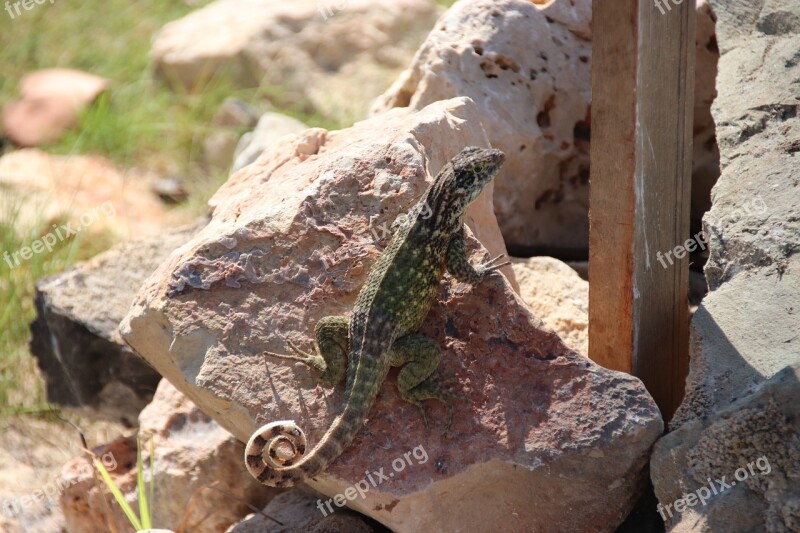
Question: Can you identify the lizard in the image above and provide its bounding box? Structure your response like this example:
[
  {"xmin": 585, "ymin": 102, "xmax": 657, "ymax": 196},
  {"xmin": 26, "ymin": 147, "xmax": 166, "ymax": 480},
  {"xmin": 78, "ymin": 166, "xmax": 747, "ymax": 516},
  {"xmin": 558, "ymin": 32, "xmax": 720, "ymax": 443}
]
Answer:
[{"xmin": 244, "ymin": 146, "xmax": 508, "ymax": 487}]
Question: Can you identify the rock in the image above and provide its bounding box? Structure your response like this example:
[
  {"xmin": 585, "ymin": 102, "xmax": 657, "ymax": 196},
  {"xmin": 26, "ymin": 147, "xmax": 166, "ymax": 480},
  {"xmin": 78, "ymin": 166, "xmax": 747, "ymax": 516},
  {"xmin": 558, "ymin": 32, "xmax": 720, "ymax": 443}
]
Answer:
[
  {"xmin": 212, "ymin": 98, "xmax": 261, "ymax": 129},
  {"xmin": 652, "ymin": 1, "xmax": 800, "ymax": 529},
  {"xmin": 204, "ymin": 131, "xmax": 240, "ymax": 169},
  {"xmin": 2, "ymin": 69, "xmax": 109, "ymax": 146},
  {"xmin": 0, "ymin": 149, "xmax": 182, "ymax": 240},
  {"xmin": 152, "ymin": 177, "xmax": 189, "ymax": 204},
  {"xmin": 511, "ymin": 256, "xmax": 588, "ymax": 355},
  {"xmin": 121, "ymin": 97, "xmax": 662, "ymax": 532},
  {"xmin": 651, "ymin": 364, "xmax": 800, "ymax": 532},
  {"xmin": 691, "ymin": 0, "xmax": 721, "ymax": 236},
  {"xmin": 0, "ymin": 416, "xmax": 124, "ymax": 533},
  {"xmin": 60, "ymin": 380, "xmax": 276, "ymax": 533},
  {"xmin": 58, "ymin": 434, "xmax": 137, "ymax": 533},
  {"xmin": 13, "ymin": 69, "xmax": 108, "ymax": 108},
  {"xmin": 151, "ymin": 0, "xmax": 441, "ymax": 124},
  {"xmin": 227, "ymin": 487, "xmax": 377, "ymax": 532},
  {"xmin": 673, "ymin": 264, "xmax": 800, "ymax": 431},
  {"xmin": 667, "ymin": 0, "xmax": 800, "ymax": 429},
  {"xmin": 205, "ymin": 99, "xmax": 266, "ymax": 170},
  {"xmin": 373, "ymin": 0, "xmax": 592, "ymax": 251},
  {"xmin": 374, "ymin": 0, "xmax": 723, "ymax": 253},
  {"xmin": 232, "ymin": 112, "xmax": 309, "ymax": 173},
  {"xmin": 2, "ymin": 98, "xmax": 77, "ymax": 149},
  {"xmin": 29, "ymin": 224, "xmax": 201, "ymax": 425}
]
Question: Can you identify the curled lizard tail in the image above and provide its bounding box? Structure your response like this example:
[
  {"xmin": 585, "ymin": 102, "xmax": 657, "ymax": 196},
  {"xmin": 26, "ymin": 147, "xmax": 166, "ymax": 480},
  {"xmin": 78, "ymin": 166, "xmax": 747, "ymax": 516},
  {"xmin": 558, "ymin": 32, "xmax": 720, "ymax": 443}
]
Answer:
[
  {"xmin": 244, "ymin": 402, "xmax": 371, "ymax": 487},
  {"xmin": 246, "ymin": 301, "xmax": 392, "ymax": 486}
]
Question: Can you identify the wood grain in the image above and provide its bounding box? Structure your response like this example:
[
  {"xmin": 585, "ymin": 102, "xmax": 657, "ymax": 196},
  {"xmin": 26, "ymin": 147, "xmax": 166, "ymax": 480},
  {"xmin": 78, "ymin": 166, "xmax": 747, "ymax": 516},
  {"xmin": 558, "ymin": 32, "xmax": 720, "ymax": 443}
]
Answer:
[{"xmin": 589, "ymin": 0, "xmax": 695, "ymax": 420}]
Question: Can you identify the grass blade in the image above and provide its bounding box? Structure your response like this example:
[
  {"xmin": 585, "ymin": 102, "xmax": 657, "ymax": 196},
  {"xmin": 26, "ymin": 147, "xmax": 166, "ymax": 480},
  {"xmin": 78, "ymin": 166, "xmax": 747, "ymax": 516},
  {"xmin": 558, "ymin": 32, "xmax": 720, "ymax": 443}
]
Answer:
[
  {"xmin": 94, "ymin": 457, "xmax": 142, "ymax": 531},
  {"xmin": 148, "ymin": 432, "xmax": 155, "ymax": 527},
  {"xmin": 137, "ymin": 432, "xmax": 152, "ymax": 530}
]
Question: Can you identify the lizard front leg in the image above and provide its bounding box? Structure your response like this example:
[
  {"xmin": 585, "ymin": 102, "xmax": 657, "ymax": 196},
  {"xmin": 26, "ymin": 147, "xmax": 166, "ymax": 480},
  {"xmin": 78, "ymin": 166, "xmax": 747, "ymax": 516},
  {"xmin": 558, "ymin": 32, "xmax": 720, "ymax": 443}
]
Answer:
[
  {"xmin": 265, "ymin": 315, "xmax": 348, "ymax": 387},
  {"xmin": 389, "ymin": 334, "xmax": 454, "ymax": 428},
  {"xmin": 446, "ymin": 227, "xmax": 510, "ymax": 285}
]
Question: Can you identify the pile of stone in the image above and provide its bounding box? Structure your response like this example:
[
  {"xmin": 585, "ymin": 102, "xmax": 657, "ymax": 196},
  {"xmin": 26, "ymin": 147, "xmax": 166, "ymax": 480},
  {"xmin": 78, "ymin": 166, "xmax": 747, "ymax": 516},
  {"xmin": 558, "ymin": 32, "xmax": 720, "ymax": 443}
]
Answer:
[{"xmin": 18, "ymin": 0, "xmax": 800, "ymax": 532}]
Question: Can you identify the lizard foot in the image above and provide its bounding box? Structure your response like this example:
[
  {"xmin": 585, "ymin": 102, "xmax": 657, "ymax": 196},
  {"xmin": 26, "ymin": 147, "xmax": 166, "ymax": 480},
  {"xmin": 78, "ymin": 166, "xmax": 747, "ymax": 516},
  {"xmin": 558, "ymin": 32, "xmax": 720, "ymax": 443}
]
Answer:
[
  {"xmin": 478, "ymin": 253, "xmax": 511, "ymax": 273},
  {"xmin": 264, "ymin": 340, "xmax": 327, "ymax": 375}
]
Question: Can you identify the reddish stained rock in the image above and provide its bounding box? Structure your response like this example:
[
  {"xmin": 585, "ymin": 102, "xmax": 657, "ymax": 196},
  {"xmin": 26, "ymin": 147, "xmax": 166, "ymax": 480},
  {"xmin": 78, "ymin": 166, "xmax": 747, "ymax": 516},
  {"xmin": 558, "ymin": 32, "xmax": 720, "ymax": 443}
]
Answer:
[
  {"xmin": 120, "ymin": 97, "xmax": 662, "ymax": 532},
  {"xmin": 60, "ymin": 380, "xmax": 275, "ymax": 533},
  {"xmin": 2, "ymin": 69, "xmax": 109, "ymax": 147},
  {"xmin": 0, "ymin": 149, "xmax": 183, "ymax": 239}
]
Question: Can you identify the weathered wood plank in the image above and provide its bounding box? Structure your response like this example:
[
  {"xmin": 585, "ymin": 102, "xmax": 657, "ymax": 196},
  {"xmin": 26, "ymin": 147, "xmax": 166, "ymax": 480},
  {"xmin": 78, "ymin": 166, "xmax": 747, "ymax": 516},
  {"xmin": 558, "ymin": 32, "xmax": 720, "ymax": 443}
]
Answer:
[{"xmin": 589, "ymin": 0, "xmax": 695, "ymax": 420}]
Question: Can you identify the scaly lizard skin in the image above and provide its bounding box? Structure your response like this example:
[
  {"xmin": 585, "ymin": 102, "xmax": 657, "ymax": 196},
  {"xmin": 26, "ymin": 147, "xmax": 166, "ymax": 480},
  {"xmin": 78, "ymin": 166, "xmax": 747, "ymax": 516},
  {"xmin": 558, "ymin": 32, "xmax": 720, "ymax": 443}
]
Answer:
[{"xmin": 245, "ymin": 147, "xmax": 507, "ymax": 487}]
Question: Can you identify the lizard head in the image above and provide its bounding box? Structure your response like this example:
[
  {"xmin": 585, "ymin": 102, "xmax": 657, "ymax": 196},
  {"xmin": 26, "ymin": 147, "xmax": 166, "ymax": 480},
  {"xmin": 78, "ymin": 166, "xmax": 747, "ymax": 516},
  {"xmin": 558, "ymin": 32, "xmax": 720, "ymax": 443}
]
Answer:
[{"xmin": 449, "ymin": 146, "xmax": 505, "ymax": 207}]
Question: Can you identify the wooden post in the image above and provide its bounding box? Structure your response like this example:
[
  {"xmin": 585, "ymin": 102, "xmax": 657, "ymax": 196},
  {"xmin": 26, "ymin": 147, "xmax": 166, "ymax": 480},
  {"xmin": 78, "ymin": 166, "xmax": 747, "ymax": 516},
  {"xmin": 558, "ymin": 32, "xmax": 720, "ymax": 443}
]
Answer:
[{"xmin": 589, "ymin": 0, "xmax": 695, "ymax": 421}]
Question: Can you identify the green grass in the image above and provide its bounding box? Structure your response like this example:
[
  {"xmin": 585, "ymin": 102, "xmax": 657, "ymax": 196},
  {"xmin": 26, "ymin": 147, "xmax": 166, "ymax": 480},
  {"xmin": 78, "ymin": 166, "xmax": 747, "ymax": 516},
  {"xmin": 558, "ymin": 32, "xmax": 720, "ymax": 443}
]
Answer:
[
  {"xmin": 0, "ymin": 0, "xmax": 345, "ymax": 174},
  {"xmin": 1, "ymin": 1, "xmax": 196, "ymax": 169},
  {"xmin": 0, "ymin": 0, "xmax": 351, "ymax": 411}
]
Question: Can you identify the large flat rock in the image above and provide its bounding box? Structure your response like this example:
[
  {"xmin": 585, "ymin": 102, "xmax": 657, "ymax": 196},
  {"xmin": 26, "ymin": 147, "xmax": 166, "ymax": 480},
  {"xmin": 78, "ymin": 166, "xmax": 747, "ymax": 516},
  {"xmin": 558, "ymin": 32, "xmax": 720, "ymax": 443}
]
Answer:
[{"xmin": 121, "ymin": 97, "xmax": 662, "ymax": 532}]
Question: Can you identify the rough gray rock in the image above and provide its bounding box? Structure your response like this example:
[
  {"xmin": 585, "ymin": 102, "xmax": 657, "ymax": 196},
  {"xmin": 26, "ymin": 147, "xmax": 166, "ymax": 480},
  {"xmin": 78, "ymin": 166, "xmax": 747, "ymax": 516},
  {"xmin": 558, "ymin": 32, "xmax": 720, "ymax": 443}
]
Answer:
[
  {"xmin": 232, "ymin": 112, "xmax": 308, "ymax": 173},
  {"xmin": 29, "ymin": 224, "xmax": 201, "ymax": 425},
  {"xmin": 226, "ymin": 488, "xmax": 378, "ymax": 533},
  {"xmin": 652, "ymin": 0, "xmax": 800, "ymax": 530},
  {"xmin": 652, "ymin": 364, "xmax": 800, "ymax": 532},
  {"xmin": 669, "ymin": 0, "xmax": 800, "ymax": 428}
]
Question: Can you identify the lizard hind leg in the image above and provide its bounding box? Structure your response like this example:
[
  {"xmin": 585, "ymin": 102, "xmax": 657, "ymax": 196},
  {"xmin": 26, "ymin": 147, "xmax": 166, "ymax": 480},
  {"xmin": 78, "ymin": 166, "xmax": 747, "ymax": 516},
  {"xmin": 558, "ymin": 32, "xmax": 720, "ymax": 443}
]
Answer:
[
  {"xmin": 264, "ymin": 315, "xmax": 349, "ymax": 387},
  {"xmin": 245, "ymin": 420, "xmax": 308, "ymax": 481},
  {"xmin": 389, "ymin": 334, "xmax": 455, "ymax": 429}
]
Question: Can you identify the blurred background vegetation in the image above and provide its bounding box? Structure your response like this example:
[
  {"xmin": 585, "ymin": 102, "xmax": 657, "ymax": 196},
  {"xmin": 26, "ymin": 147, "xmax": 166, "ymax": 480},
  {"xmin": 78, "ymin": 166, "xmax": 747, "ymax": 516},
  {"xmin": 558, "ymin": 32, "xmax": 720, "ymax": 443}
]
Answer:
[{"xmin": 0, "ymin": 0, "xmax": 455, "ymax": 416}]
